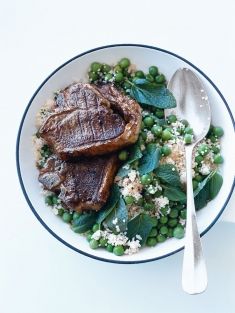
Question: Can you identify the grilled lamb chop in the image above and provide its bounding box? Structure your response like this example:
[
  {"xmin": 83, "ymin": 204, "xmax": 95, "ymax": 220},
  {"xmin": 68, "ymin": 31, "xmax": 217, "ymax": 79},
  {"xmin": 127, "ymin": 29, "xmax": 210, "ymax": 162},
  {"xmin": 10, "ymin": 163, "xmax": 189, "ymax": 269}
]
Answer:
[
  {"xmin": 39, "ymin": 83, "xmax": 141, "ymax": 160},
  {"xmin": 39, "ymin": 154, "xmax": 118, "ymax": 212}
]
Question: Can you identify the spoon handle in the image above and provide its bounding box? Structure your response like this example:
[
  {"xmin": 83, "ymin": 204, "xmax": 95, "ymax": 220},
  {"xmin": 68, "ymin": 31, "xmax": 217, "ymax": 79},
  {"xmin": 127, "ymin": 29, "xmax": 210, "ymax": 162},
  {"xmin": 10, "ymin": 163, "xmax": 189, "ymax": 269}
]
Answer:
[{"xmin": 182, "ymin": 146, "xmax": 208, "ymax": 294}]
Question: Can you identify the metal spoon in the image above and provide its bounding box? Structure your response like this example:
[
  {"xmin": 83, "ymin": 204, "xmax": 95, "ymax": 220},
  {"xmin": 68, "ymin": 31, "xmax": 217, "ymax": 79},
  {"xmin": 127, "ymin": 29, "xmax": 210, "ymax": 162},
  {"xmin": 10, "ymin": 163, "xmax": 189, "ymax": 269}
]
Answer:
[{"xmin": 166, "ymin": 68, "xmax": 210, "ymax": 294}]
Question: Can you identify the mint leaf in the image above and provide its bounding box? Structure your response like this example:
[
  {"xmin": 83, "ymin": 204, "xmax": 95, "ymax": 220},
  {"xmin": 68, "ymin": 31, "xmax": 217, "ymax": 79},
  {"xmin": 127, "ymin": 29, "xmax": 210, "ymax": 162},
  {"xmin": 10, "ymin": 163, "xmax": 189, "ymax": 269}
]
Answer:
[
  {"xmin": 72, "ymin": 212, "xmax": 97, "ymax": 233},
  {"xmin": 129, "ymin": 80, "xmax": 176, "ymax": 109},
  {"xmin": 96, "ymin": 185, "xmax": 120, "ymax": 224},
  {"xmin": 163, "ymin": 186, "xmax": 186, "ymax": 201},
  {"xmin": 194, "ymin": 171, "xmax": 223, "ymax": 210},
  {"xmin": 127, "ymin": 213, "xmax": 156, "ymax": 244},
  {"xmin": 138, "ymin": 146, "xmax": 161, "ymax": 175},
  {"xmin": 105, "ymin": 197, "xmax": 128, "ymax": 233},
  {"xmin": 208, "ymin": 172, "xmax": 223, "ymax": 200},
  {"xmin": 155, "ymin": 164, "xmax": 181, "ymax": 187}
]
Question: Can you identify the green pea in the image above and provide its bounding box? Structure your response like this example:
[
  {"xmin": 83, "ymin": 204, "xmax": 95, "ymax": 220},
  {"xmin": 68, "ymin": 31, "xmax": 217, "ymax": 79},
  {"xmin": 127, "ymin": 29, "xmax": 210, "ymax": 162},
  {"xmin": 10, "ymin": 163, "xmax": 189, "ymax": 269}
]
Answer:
[
  {"xmin": 198, "ymin": 144, "xmax": 209, "ymax": 156},
  {"xmin": 192, "ymin": 180, "xmax": 198, "ymax": 190},
  {"xmin": 213, "ymin": 126, "xmax": 224, "ymax": 138},
  {"xmin": 209, "ymin": 135, "xmax": 217, "ymax": 143},
  {"xmin": 89, "ymin": 71, "xmax": 98, "ymax": 81},
  {"xmin": 106, "ymin": 244, "xmax": 114, "ymax": 252},
  {"xmin": 144, "ymin": 202, "xmax": 155, "ymax": 211},
  {"xmin": 167, "ymin": 228, "xmax": 173, "ymax": 238},
  {"xmin": 118, "ymin": 150, "xmax": 128, "ymax": 161},
  {"xmin": 149, "ymin": 227, "xmax": 158, "ymax": 237},
  {"xmin": 155, "ymin": 74, "xmax": 165, "ymax": 83},
  {"xmin": 157, "ymin": 234, "xmax": 166, "ymax": 243},
  {"xmin": 150, "ymin": 217, "xmax": 158, "ymax": 227},
  {"xmin": 160, "ymin": 206, "xmax": 169, "ymax": 215},
  {"xmin": 173, "ymin": 226, "xmax": 185, "ymax": 239},
  {"xmin": 57, "ymin": 208, "xmax": 64, "ymax": 216},
  {"xmin": 51, "ymin": 195, "xmax": 58, "ymax": 205},
  {"xmin": 211, "ymin": 145, "xmax": 220, "ymax": 154},
  {"xmin": 99, "ymin": 238, "xmax": 108, "ymax": 247},
  {"xmin": 62, "ymin": 212, "xmax": 72, "ymax": 223},
  {"xmin": 113, "ymin": 245, "xmax": 125, "ymax": 256},
  {"xmin": 114, "ymin": 72, "xmax": 124, "ymax": 82},
  {"xmin": 92, "ymin": 224, "xmax": 100, "ymax": 233},
  {"xmin": 160, "ymin": 226, "xmax": 168, "ymax": 235},
  {"xmin": 154, "ymin": 190, "xmax": 162, "ymax": 197},
  {"xmin": 140, "ymin": 174, "xmax": 152, "ymax": 185},
  {"xmin": 213, "ymin": 154, "xmax": 224, "ymax": 164},
  {"xmin": 114, "ymin": 65, "xmax": 122, "ymax": 73},
  {"xmin": 143, "ymin": 116, "xmax": 154, "ymax": 128},
  {"xmin": 184, "ymin": 134, "xmax": 193, "ymax": 144},
  {"xmin": 169, "ymin": 209, "xmax": 178, "ymax": 218},
  {"xmin": 160, "ymin": 216, "xmax": 168, "ymax": 224},
  {"xmin": 149, "ymin": 66, "xmax": 158, "ymax": 77},
  {"xmin": 123, "ymin": 81, "xmax": 132, "ymax": 90},
  {"xmin": 137, "ymin": 197, "xmax": 144, "ymax": 206},
  {"xmin": 119, "ymin": 58, "xmax": 130, "ymax": 69},
  {"xmin": 168, "ymin": 218, "xmax": 178, "ymax": 228},
  {"xmin": 195, "ymin": 155, "xmax": 203, "ymax": 164},
  {"xmin": 155, "ymin": 109, "xmax": 164, "ymax": 119},
  {"xmin": 91, "ymin": 62, "xmax": 102, "ymax": 72},
  {"xmin": 124, "ymin": 196, "xmax": 135, "ymax": 205},
  {"xmin": 135, "ymin": 70, "xmax": 145, "ymax": 78},
  {"xmin": 194, "ymin": 174, "xmax": 203, "ymax": 182},
  {"xmin": 146, "ymin": 74, "xmax": 154, "ymax": 82},
  {"xmin": 180, "ymin": 209, "xmax": 187, "ymax": 219},
  {"xmin": 146, "ymin": 237, "xmax": 157, "ymax": 247},
  {"xmin": 89, "ymin": 239, "xmax": 99, "ymax": 249},
  {"xmin": 184, "ymin": 127, "xmax": 193, "ymax": 135},
  {"xmin": 102, "ymin": 64, "xmax": 111, "ymax": 73},
  {"xmin": 73, "ymin": 212, "xmax": 82, "ymax": 220},
  {"xmin": 161, "ymin": 145, "xmax": 172, "ymax": 156},
  {"xmin": 162, "ymin": 129, "xmax": 172, "ymax": 141},
  {"xmin": 146, "ymin": 144, "xmax": 155, "ymax": 153},
  {"xmin": 141, "ymin": 131, "xmax": 147, "ymax": 141},
  {"xmin": 86, "ymin": 232, "xmax": 93, "ymax": 242},
  {"xmin": 181, "ymin": 119, "xmax": 189, "ymax": 127},
  {"xmin": 151, "ymin": 125, "xmax": 162, "ymax": 137},
  {"xmin": 167, "ymin": 114, "xmax": 177, "ymax": 124},
  {"xmin": 45, "ymin": 195, "xmax": 53, "ymax": 206},
  {"xmin": 104, "ymin": 73, "xmax": 113, "ymax": 81}
]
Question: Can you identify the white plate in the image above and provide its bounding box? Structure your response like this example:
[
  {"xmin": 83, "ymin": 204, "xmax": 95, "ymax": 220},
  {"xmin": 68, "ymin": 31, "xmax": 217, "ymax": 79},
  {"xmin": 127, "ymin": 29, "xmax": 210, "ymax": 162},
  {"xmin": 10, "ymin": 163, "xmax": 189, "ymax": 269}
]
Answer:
[{"xmin": 16, "ymin": 44, "xmax": 235, "ymax": 263}]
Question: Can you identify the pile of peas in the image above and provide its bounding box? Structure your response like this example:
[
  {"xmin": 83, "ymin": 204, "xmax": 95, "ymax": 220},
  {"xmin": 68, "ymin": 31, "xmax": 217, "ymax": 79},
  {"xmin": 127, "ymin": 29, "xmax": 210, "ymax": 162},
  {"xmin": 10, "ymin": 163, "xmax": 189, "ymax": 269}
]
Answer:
[{"xmin": 88, "ymin": 58, "xmax": 166, "ymax": 92}]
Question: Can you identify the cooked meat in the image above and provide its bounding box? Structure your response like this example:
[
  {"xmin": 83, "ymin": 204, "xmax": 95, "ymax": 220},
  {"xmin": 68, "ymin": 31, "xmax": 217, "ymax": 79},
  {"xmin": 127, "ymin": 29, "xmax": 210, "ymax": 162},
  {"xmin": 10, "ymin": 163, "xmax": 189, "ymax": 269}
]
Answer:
[
  {"xmin": 39, "ymin": 154, "xmax": 118, "ymax": 212},
  {"xmin": 39, "ymin": 83, "xmax": 141, "ymax": 160}
]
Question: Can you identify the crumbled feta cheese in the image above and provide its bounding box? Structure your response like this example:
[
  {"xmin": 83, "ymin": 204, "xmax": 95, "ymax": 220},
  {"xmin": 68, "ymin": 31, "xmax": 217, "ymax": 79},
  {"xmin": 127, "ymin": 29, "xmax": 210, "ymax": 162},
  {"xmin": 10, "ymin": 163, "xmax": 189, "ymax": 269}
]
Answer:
[
  {"xmin": 147, "ymin": 184, "xmax": 162, "ymax": 194},
  {"xmin": 125, "ymin": 238, "xmax": 141, "ymax": 255},
  {"xmin": 136, "ymin": 234, "xmax": 142, "ymax": 240},
  {"xmin": 112, "ymin": 218, "xmax": 118, "ymax": 225},
  {"xmin": 199, "ymin": 163, "xmax": 211, "ymax": 175},
  {"xmin": 146, "ymin": 131, "xmax": 155, "ymax": 143},
  {"xmin": 52, "ymin": 208, "xmax": 58, "ymax": 215},
  {"xmin": 153, "ymin": 196, "xmax": 169, "ymax": 209},
  {"xmin": 91, "ymin": 230, "xmax": 102, "ymax": 240}
]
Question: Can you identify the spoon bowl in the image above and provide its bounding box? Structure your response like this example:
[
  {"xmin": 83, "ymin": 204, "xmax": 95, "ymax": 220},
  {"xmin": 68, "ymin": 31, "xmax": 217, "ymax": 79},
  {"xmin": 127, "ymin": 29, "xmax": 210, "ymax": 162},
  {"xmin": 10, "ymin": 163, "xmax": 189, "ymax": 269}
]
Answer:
[{"xmin": 167, "ymin": 68, "xmax": 211, "ymax": 143}]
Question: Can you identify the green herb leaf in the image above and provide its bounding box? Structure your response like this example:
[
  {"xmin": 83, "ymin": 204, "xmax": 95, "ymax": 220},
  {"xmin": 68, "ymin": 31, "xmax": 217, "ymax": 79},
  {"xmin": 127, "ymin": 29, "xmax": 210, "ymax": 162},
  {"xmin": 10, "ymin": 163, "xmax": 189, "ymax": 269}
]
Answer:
[
  {"xmin": 72, "ymin": 212, "xmax": 97, "ymax": 233},
  {"xmin": 193, "ymin": 170, "xmax": 215, "ymax": 197},
  {"xmin": 194, "ymin": 171, "xmax": 223, "ymax": 210},
  {"xmin": 127, "ymin": 213, "xmax": 156, "ymax": 244},
  {"xmin": 208, "ymin": 172, "xmax": 223, "ymax": 200},
  {"xmin": 96, "ymin": 185, "xmax": 120, "ymax": 224},
  {"xmin": 105, "ymin": 197, "xmax": 128, "ymax": 233},
  {"xmin": 155, "ymin": 164, "xmax": 181, "ymax": 187},
  {"xmin": 129, "ymin": 79, "xmax": 176, "ymax": 109},
  {"xmin": 138, "ymin": 146, "xmax": 161, "ymax": 175},
  {"xmin": 163, "ymin": 186, "xmax": 186, "ymax": 201}
]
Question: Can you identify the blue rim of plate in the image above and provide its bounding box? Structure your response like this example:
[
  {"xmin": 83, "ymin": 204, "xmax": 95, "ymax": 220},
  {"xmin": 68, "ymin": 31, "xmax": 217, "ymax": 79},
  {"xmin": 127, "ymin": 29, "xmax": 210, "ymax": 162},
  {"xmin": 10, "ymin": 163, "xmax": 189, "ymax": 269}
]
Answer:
[{"xmin": 16, "ymin": 43, "xmax": 235, "ymax": 264}]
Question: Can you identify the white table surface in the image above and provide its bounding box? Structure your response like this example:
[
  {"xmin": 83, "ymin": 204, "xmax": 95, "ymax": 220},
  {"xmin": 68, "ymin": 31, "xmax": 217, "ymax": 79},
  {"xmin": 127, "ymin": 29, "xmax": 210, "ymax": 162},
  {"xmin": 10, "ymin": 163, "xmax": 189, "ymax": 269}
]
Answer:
[{"xmin": 1, "ymin": 1, "xmax": 234, "ymax": 312}]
